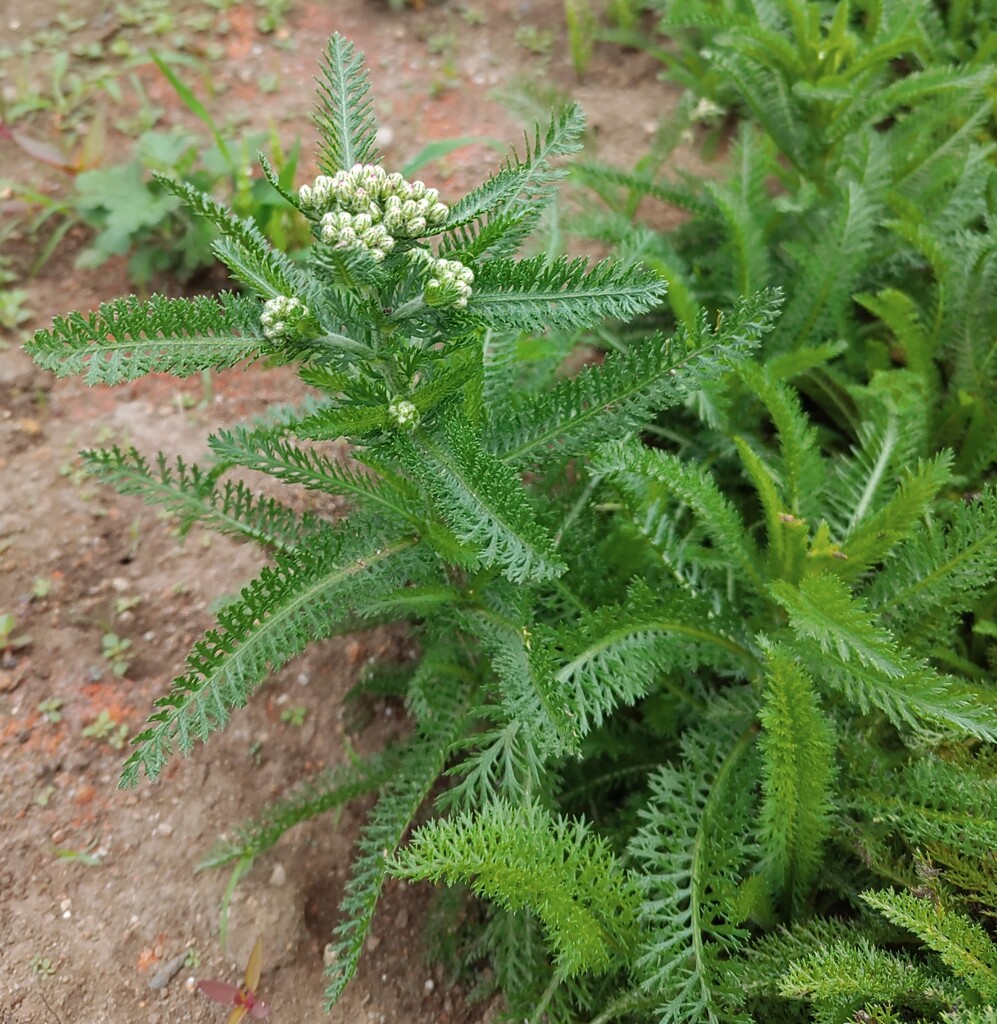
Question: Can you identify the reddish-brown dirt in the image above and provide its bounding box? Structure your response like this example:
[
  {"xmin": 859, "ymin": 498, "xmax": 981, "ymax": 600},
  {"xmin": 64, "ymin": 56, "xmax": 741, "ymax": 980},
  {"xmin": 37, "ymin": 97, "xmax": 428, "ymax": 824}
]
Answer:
[{"xmin": 0, "ymin": 2, "xmax": 711, "ymax": 1021}]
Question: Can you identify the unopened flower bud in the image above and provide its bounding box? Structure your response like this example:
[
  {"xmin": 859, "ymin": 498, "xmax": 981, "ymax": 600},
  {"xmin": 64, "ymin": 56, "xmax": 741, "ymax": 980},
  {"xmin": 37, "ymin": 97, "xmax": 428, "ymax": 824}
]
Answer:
[
  {"xmin": 388, "ymin": 398, "xmax": 420, "ymax": 430},
  {"xmin": 260, "ymin": 295, "xmax": 310, "ymax": 339}
]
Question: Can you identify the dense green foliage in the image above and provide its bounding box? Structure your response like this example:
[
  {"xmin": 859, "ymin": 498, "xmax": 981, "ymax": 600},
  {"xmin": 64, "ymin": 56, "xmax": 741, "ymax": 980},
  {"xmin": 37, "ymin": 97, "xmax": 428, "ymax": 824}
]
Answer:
[
  {"xmin": 584, "ymin": 0, "xmax": 996, "ymax": 486},
  {"xmin": 25, "ymin": 18, "xmax": 996, "ymax": 1024}
]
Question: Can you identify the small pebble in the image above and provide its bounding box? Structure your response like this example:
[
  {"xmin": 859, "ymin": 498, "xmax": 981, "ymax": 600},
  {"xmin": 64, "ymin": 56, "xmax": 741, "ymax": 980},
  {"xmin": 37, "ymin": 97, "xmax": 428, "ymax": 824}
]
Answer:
[
  {"xmin": 269, "ymin": 862, "xmax": 287, "ymax": 887},
  {"xmin": 424, "ymin": 978, "xmax": 435, "ymax": 993},
  {"xmin": 147, "ymin": 952, "xmax": 187, "ymax": 991},
  {"xmin": 156, "ymin": 822, "xmax": 173, "ymax": 837}
]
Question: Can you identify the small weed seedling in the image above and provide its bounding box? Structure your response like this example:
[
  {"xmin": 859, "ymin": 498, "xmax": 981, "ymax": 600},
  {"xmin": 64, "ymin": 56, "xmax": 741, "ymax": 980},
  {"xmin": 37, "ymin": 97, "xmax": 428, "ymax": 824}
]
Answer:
[
  {"xmin": 0, "ymin": 286, "xmax": 30, "ymax": 332},
  {"xmin": 515, "ymin": 23, "xmax": 554, "ymax": 55},
  {"xmin": 52, "ymin": 840, "xmax": 104, "ymax": 866},
  {"xmin": 29, "ymin": 955, "xmax": 56, "ymax": 977},
  {"xmin": 37, "ymin": 697, "xmax": 63, "ymax": 723},
  {"xmin": 197, "ymin": 936, "xmax": 270, "ymax": 1022},
  {"xmin": 101, "ymin": 632, "xmax": 133, "ymax": 677},
  {"xmin": 82, "ymin": 709, "xmax": 129, "ymax": 749},
  {"xmin": 0, "ymin": 612, "xmax": 31, "ymax": 657},
  {"xmin": 114, "ymin": 594, "xmax": 142, "ymax": 615},
  {"xmin": 279, "ymin": 705, "xmax": 307, "ymax": 727}
]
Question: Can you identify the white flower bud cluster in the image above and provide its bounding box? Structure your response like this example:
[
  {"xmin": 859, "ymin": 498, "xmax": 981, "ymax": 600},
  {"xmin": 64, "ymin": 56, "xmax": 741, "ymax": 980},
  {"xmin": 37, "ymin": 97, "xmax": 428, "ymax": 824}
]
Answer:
[
  {"xmin": 300, "ymin": 164, "xmax": 449, "ymax": 260},
  {"xmin": 319, "ymin": 210, "xmax": 396, "ymax": 262},
  {"xmin": 260, "ymin": 295, "xmax": 309, "ymax": 340},
  {"xmin": 423, "ymin": 256, "xmax": 475, "ymax": 309},
  {"xmin": 388, "ymin": 397, "xmax": 420, "ymax": 431}
]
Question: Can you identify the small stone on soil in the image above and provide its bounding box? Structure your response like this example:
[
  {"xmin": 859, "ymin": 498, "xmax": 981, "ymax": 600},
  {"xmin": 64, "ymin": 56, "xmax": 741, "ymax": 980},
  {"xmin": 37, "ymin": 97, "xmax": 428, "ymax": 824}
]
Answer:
[{"xmin": 147, "ymin": 952, "xmax": 188, "ymax": 990}]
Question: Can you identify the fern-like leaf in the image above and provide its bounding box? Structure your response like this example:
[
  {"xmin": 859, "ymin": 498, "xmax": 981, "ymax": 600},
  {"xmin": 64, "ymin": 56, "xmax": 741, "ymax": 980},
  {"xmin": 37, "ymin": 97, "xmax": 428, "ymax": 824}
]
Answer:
[
  {"xmin": 391, "ymin": 799, "xmax": 642, "ymax": 976},
  {"xmin": 464, "ymin": 605, "xmax": 578, "ymax": 761},
  {"xmin": 440, "ymin": 104, "xmax": 586, "ymax": 260},
  {"xmin": 314, "ymin": 33, "xmax": 379, "ymax": 175},
  {"xmin": 596, "ymin": 439, "xmax": 766, "ymax": 592},
  {"xmin": 838, "ymin": 454, "xmax": 954, "ymax": 576},
  {"xmin": 324, "ymin": 680, "xmax": 465, "ymax": 1006},
  {"xmin": 400, "ymin": 412, "xmax": 567, "ymax": 583},
  {"xmin": 493, "ymin": 289, "xmax": 780, "ymax": 466},
  {"xmin": 154, "ymin": 174, "xmax": 305, "ymax": 300},
  {"xmin": 199, "ymin": 748, "xmax": 399, "ymax": 869},
  {"xmin": 25, "ymin": 293, "xmax": 264, "ymax": 385},
  {"xmin": 553, "ymin": 580, "xmax": 751, "ymax": 739},
  {"xmin": 119, "ymin": 528, "xmax": 420, "ymax": 786},
  {"xmin": 467, "ymin": 255, "xmax": 666, "ymax": 332},
  {"xmin": 628, "ymin": 699, "xmax": 759, "ymax": 1023},
  {"xmin": 867, "ymin": 488, "xmax": 997, "ymax": 643},
  {"xmin": 773, "ymin": 181, "xmax": 880, "ymax": 352},
  {"xmin": 770, "ymin": 573, "xmax": 997, "ymax": 739},
  {"xmin": 769, "ymin": 573, "xmax": 907, "ymax": 678},
  {"xmin": 854, "ymin": 753, "xmax": 997, "ymax": 857},
  {"xmin": 778, "ymin": 937, "xmax": 960, "ymax": 1016},
  {"xmin": 208, "ymin": 426, "xmax": 419, "ymax": 524},
  {"xmin": 757, "ymin": 642, "xmax": 836, "ymax": 911},
  {"xmin": 861, "ymin": 888, "xmax": 997, "ymax": 1001},
  {"xmin": 736, "ymin": 360, "xmax": 823, "ymax": 522},
  {"xmin": 82, "ymin": 446, "xmax": 317, "ymax": 551}
]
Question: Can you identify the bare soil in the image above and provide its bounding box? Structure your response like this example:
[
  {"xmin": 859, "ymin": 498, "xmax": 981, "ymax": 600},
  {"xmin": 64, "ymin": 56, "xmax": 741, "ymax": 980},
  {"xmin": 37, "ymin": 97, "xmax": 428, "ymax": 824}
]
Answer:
[{"xmin": 0, "ymin": 2, "xmax": 709, "ymax": 1021}]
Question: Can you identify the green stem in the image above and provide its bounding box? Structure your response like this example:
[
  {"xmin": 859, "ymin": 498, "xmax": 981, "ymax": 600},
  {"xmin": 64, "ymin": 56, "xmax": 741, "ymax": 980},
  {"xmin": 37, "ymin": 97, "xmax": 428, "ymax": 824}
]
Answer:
[
  {"xmin": 311, "ymin": 332, "xmax": 372, "ymax": 357},
  {"xmin": 529, "ymin": 968, "xmax": 565, "ymax": 1024},
  {"xmin": 389, "ymin": 296, "xmax": 427, "ymax": 321}
]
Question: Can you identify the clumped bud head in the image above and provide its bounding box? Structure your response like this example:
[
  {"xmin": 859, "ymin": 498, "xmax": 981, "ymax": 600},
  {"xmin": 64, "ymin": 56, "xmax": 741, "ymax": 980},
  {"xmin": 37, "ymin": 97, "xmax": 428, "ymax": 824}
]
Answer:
[
  {"xmin": 260, "ymin": 296, "xmax": 310, "ymax": 339},
  {"xmin": 320, "ymin": 211, "xmax": 395, "ymax": 261},
  {"xmin": 423, "ymin": 257, "xmax": 475, "ymax": 309},
  {"xmin": 299, "ymin": 164, "xmax": 449, "ymax": 246},
  {"xmin": 388, "ymin": 398, "xmax": 420, "ymax": 431}
]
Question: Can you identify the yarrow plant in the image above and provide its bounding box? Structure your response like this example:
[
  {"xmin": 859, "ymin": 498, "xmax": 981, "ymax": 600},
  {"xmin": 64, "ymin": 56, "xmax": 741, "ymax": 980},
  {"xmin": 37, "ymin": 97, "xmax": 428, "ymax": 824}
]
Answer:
[{"xmin": 25, "ymin": 27, "xmax": 997, "ymax": 1024}]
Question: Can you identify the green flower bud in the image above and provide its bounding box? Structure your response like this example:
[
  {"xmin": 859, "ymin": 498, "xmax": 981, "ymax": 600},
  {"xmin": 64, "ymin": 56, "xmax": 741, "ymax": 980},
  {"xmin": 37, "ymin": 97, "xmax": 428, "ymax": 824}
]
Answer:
[
  {"xmin": 388, "ymin": 398, "xmax": 420, "ymax": 430},
  {"xmin": 260, "ymin": 296, "xmax": 310, "ymax": 339}
]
